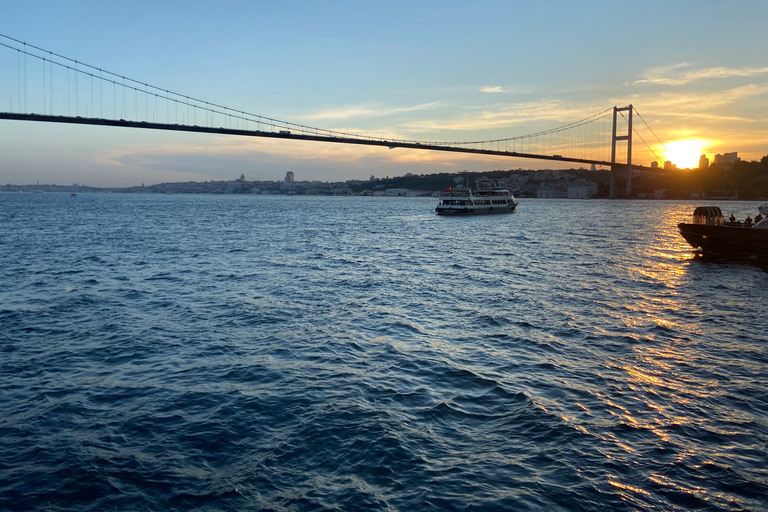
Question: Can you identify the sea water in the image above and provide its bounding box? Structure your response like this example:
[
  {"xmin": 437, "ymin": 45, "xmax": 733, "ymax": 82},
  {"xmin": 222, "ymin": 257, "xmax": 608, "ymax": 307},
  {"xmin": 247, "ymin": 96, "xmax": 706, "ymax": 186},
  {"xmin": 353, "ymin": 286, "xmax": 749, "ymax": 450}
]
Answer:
[{"xmin": 1, "ymin": 193, "xmax": 767, "ymax": 511}]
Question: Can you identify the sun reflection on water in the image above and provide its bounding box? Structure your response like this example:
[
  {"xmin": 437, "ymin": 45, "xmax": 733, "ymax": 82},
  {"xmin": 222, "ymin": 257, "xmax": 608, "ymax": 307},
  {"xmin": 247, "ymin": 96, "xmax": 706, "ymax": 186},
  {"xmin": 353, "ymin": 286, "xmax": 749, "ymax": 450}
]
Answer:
[
  {"xmin": 607, "ymin": 479, "xmax": 651, "ymax": 496},
  {"xmin": 534, "ymin": 200, "xmax": 766, "ymax": 510}
]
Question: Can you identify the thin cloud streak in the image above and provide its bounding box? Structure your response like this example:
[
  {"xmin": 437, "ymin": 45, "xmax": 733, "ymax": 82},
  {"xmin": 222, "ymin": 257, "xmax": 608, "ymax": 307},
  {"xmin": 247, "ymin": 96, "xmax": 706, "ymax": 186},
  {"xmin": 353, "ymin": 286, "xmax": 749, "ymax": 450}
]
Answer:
[
  {"xmin": 479, "ymin": 85, "xmax": 533, "ymax": 95},
  {"xmin": 479, "ymin": 86, "xmax": 505, "ymax": 93},
  {"xmin": 95, "ymin": 135, "xmax": 401, "ymax": 171},
  {"xmin": 402, "ymin": 99, "xmax": 604, "ymax": 132},
  {"xmin": 623, "ymin": 83, "xmax": 768, "ymax": 114},
  {"xmin": 636, "ymin": 63, "xmax": 768, "ymax": 85},
  {"xmin": 303, "ymin": 102, "xmax": 441, "ymax": 121}
]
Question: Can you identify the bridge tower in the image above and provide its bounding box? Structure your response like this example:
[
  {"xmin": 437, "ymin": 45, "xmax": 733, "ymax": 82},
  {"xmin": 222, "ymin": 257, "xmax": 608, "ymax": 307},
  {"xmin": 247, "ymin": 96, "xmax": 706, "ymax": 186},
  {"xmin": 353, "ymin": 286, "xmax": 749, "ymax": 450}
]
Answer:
[{"xmin": 609, "ymin": 105, "xmax": 633, "ymax": 198}]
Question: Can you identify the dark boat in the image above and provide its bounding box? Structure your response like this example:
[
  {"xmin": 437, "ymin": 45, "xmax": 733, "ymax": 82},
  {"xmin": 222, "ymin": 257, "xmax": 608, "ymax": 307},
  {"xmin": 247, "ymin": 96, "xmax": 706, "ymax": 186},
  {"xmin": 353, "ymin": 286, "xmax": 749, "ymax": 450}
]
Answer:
[{"xmin": 678, "ymin": 205, "xmax": 768, "ymax": 256}]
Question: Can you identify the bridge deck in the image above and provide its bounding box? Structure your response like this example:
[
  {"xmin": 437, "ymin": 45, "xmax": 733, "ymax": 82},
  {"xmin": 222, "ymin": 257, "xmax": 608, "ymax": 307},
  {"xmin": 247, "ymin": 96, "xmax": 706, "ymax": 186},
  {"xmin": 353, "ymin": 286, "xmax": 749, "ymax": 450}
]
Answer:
[{"xmin": 0, "ymin": 112, "xmax": 656, "ymax": 171}]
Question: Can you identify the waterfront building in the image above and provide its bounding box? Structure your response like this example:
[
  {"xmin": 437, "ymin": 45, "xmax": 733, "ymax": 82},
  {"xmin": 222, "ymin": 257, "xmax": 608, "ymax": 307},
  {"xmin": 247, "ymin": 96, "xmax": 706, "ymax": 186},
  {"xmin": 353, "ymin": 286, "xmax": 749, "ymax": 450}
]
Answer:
[
  {"xmin": 537, "ymin": 187, "xmax": 567, "ymax": 198},
  {"xmin": 698, "ymin": 155, "xmax": 709, "ymax": 170},
  {"xmin": 385, "ymin": 188, "xmax": 410, "ymax": 197},
  {"xmin": 284, "ymin": 171, "xmax": 295, "ymax": 184},
  {"xmin": 713, "ymin": 152, "xmax": 738, "ymax": 165},
  {"xmin": 567, "ymin": 182, "xmax": 598, "ymax": 199}
]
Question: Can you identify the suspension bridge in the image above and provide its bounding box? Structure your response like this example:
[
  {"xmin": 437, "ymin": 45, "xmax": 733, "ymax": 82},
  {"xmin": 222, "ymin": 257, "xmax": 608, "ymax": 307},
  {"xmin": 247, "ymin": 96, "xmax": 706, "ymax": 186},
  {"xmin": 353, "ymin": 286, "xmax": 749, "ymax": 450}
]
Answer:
[{"xmin": 0, "ymin": 34, "xmax": 670, "ymax": 197}]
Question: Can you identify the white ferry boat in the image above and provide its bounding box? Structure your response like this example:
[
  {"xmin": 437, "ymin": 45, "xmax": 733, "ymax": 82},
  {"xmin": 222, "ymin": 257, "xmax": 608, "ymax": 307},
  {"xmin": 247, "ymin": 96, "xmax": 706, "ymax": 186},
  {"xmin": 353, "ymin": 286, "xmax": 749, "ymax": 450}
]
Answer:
[{"xmin": 435, "ymin": 187, "xmax": 518, "ymax": 215}]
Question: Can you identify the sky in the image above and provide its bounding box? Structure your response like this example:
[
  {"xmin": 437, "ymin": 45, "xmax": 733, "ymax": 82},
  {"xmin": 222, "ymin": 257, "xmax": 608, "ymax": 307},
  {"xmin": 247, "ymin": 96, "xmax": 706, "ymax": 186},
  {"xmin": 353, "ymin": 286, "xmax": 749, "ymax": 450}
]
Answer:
[{"xmin": 1, "ymin": 0, "xmax": 767, "ymax": 187}]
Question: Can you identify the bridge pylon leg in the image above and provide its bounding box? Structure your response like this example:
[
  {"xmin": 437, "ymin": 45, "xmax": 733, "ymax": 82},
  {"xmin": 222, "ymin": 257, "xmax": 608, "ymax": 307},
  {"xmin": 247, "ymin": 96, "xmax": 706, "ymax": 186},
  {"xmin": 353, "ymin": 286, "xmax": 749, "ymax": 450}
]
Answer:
[{"xmin": 610, "ymin": 105, "xmax": 633, "ymax": 198}]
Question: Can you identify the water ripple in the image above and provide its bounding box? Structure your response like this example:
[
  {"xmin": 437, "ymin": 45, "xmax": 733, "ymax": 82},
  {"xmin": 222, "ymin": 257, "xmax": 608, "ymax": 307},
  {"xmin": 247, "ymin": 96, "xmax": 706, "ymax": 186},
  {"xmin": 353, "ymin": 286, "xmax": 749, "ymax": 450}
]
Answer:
[{"xmin": 1, "ymin": 194, "xmax": 767, "ymax": 511}]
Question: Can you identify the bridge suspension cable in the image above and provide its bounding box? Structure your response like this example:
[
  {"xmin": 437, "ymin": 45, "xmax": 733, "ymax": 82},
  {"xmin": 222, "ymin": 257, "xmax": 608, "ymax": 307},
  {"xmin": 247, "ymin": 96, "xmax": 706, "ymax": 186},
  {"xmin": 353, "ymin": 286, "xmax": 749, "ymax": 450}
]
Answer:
[
  {"xmin": 614, "ymin": 107, "xmax": 667, "ymax": 166},
  {"xmin": 1, "ymin": 33, "xmax": 460, "ymax": 145},
  {"xmin": 0, "ymin": 33, "xmax": 664, "ymax": 169},
  {"xmin": 443, "ymin": 108, "xmax": 614, "ymax": 146},
  {"xmin": 631, "ymin": 107, "xmax": 669, "ymax": 163}
]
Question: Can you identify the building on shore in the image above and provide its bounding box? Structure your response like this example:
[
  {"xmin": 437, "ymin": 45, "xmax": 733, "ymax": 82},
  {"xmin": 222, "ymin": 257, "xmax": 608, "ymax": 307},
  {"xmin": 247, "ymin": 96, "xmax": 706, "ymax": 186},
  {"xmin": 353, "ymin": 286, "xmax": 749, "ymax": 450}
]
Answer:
[
  {"xmin": 713, "ymin": 152, "xmax": 738, "ymax": 165},
  {"xmin": 385, "ymin": 188, "xmax": 432, "ymax": 197},
  {"xmin": 537, "ymin": 188, "xmax": 567, "ymax": 198},
  {"xmin": 567, "ymin": 183, "xmax": 598, "ymax": 199}
]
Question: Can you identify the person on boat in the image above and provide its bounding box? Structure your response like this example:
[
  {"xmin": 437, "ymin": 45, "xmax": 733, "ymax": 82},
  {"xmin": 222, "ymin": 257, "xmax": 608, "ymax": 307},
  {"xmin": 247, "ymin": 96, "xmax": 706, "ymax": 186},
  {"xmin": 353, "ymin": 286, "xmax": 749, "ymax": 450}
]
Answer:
[
  {"xmin": 729, "ymin": 213, "xmax": 737, "ymax": 223},
  {"xmin": 755, "ymin": 213, "xmax": 763, "ymax": 223},
  {"xmin": 745, "ymin": 216, "xmax": 753, "ymax": 227}
]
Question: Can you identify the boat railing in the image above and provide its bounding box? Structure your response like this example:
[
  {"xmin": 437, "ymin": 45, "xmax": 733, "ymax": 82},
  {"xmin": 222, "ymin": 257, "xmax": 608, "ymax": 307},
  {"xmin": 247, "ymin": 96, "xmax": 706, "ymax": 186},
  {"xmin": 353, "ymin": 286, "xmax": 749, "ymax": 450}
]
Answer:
[{"xmin": 474, "ymin": 190, "xmax": 510, "ymax": 197}]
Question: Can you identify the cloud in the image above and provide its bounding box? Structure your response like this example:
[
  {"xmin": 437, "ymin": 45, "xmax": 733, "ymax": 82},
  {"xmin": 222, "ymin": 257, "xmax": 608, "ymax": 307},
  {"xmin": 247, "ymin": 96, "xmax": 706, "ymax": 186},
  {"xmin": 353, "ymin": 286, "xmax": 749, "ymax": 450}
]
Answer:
[
  {"xmin": 635, "ymin": 63, "xmax": 768, "ymax": 85},
  {"xmin": 402, "ymin": 99, "xmax": 602, "ymax": 132},
  {"xmin": 623, "ymin": 83, "xmax": 768, "ymax": 116},
  {"xmin": 93, "ymin": 133, "xmax": 399, "ymax": 175},
  {"xmin": 479, "ymin": 85, "xmax": 534, "ymax": 94},
  {"xmin": 302, "ymin": 102, "xmax": 440, "ymax": 121},
  {"xmin": 608, "ymin": 81, "xmax": 768, "ymax": 164}
]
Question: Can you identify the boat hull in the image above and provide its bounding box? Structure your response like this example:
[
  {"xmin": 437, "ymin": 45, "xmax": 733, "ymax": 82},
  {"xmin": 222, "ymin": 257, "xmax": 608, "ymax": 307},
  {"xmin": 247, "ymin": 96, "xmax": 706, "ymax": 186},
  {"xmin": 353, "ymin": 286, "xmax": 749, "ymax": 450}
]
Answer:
[
  {"xmin": 678, "ymin": 223, "xmax": 768, "ymax": 256},
  {"xmin": 435, "ymin": 204, "xmax": 517, "ymax": 215}
]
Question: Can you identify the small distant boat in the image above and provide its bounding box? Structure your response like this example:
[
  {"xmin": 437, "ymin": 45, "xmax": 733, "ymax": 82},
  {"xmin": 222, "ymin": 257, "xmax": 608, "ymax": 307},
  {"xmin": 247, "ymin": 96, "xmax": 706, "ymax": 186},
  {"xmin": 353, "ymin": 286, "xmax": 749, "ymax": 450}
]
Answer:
[
  {"xmin": 435, "ymin": 187, "xmax": 518, "ymax": 215},
  {"xmin": 677, "ymin": 205, "xmax": 768, "ymax": 256},
  {"xmin": 70, "ymin": 193, "xmax": 77, "ymax": 197}
]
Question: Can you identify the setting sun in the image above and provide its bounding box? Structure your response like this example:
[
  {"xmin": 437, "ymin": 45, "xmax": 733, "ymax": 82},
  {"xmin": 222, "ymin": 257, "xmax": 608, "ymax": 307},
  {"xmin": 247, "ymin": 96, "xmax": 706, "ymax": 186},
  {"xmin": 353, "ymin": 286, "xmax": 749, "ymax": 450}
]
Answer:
[{"xmin": 661, "ymin": 139, "xmax": 710, "ymax": 169}]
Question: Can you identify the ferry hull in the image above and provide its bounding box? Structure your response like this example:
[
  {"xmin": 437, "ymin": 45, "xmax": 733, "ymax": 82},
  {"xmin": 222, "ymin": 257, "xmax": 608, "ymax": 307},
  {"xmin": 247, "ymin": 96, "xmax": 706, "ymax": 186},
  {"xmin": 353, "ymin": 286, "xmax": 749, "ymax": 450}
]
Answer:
[
  {"xmin": 678, "ymin": 223, "xmax": 768, "ymax": 256},
  {"xmin": 435, "ymin": 205, "xmax": 517, "ymax": 215}
]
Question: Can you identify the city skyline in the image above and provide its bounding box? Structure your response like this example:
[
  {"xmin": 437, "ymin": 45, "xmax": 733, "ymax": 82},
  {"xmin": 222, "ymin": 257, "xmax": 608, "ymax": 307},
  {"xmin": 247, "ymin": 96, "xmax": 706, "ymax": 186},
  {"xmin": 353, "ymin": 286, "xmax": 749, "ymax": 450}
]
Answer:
[{"xmin": 1, "ymin": 0, "xmax": 768, "ymax": 187}]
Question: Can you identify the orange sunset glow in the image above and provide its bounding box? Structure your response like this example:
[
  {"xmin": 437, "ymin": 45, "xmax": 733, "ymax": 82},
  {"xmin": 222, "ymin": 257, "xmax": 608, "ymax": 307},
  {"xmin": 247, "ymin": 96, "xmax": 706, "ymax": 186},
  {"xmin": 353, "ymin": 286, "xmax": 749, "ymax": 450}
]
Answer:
[{"xmin": 661, "ymin": 139, "xmax": 711, "ymax": 169}]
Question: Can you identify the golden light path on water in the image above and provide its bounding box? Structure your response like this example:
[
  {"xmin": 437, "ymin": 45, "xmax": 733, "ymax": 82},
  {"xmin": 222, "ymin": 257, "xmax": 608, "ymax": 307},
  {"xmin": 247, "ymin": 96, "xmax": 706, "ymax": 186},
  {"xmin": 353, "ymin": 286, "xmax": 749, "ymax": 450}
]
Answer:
[{"xmin": 562, "ymin": 201, "xmax": 761, "ymax": 507}]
